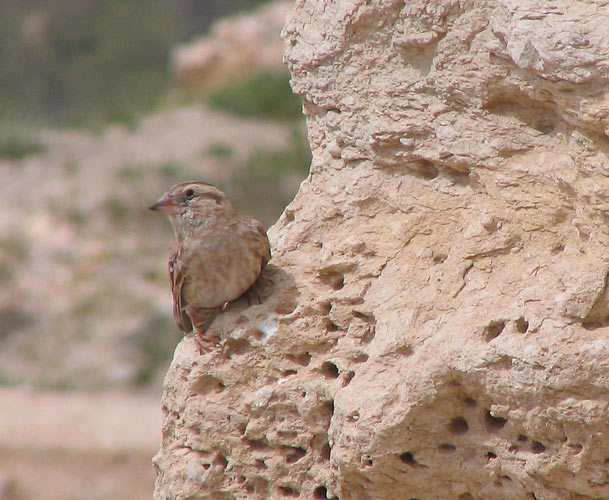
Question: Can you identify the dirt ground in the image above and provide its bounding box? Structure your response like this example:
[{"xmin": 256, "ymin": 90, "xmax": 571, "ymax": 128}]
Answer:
[{"xmin": 0, "ymin": 388, "xmax": 160, "ymax": 500}]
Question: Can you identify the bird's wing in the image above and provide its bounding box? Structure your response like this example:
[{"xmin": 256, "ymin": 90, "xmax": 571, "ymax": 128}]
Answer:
[
  {"xmin": 169, "ymin": 248, "xmax": 192, "ymax": 333},
  {"xmin": 250, "ymin": 217, "xmax": 271, "ymax": 270}
]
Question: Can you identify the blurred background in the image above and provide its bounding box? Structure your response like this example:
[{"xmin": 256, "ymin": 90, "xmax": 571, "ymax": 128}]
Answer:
[{"xmin": 0, "ymin": 1, "xmax": 305, "ymax": 498}]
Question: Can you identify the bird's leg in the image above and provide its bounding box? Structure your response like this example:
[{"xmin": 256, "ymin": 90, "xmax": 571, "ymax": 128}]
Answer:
[
  {"xmin": 187, "ymin": 306, "xmax": 221, "ymax": 353},
  {"xmin": 192, "ymin": 326, "xmax": 220, "ymax": 354}
]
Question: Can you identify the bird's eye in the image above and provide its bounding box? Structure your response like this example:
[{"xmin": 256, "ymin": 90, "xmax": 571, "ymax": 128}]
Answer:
[{"xmin": 184, "ymin": 188, "xmax": 195, "ymax": 198}]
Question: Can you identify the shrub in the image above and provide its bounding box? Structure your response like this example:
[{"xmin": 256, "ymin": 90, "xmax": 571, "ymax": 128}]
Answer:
[{"xmin": 207, "ymin": 71, "xmax": 302, "ymax": 120}]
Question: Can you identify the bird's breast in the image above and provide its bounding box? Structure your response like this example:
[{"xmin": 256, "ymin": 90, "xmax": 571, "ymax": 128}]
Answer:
[{"xmin": 181, "ymin": 230, "xmax": 263, "ymax": 308}]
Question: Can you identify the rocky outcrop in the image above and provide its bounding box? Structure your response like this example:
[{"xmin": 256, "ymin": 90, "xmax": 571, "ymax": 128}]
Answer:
[
  {"xmin": 171, "ymin": 1, "xmax": 293, "ymax": 89},
  {"xmin": 154, "ymin": 1, "xmax": 609, "ymax": 499}
]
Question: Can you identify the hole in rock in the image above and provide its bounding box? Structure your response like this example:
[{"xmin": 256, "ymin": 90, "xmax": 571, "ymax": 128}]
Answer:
[
  {"xmin": 318, "ymin": 271, "xmax": 345, "ymax": 290},
  {"xmin": 484, "ymin": 93, "xmax": 560, "ymax": 135},
  {"xmin": 325, "ymin": 320, "xmax": 341, "ymax": 332},
  {"xmin": 285, "ymin": 447, "xmax": 307, "ymax": 463},
  {"xmin": 192, "ymin": 375, "xmax": 226, "ymax": 396},
  {"xmin": 531, "ymin": 441, "xmax": 546, "ymax": 453},
  {"xmin": 319, "ymin": 301, "xmax": 332, "ymax": 315},
  {"xmin": 352, "ymin": 310, "xmax": 375, "ymax": 322},
  {"xmin": 364, "ymin": 458, "xmax": 373, "ymax": 466},
  {"xmin": 411, "ymin": 159, "xmax": 440, "ymax": 180},
  {"xmin": 399, "ymin": 452, "xmax": 424, "ymax": 467},
  {"xmin": 502, "ymin": 475, "xmax": 511, "ymax": 481},
  {"xmin": 288, "ymin": 352, "xmax": 312, "ymax": 366},
  {"xmin": 517, "ymin": 434, "xmax": 528, "ymax": 442},
  {"xmin": 486, "ymin": 452, "xmax": 497, "ymax": 459},
  {"xmin": 444, "ymin": 167, "xmax": 471, "ymax": 186},
  {"xmin": 255, "ymin": 459, "xmax": 267, "ymax": 469},
  {"xmin": 464, "ymin": 397, "xmax": 477, "ymax": 407},
  {"xmin": 246, "ymin": 438, "xmax": 269, "ymax": 450},
  {"xmin": 321, "ymin": 442, "xmax": 331, "ymax": 460},
  {"xmin": 323, "ymin": 400, "xmax": 335, "ymax": 417},
  {"xmin": 361, "ymin": 324, "xmax": 376, "ymax": 344},
  {"xmin": 314, "ymin": 486, "xmax": 329, "ymax": 499},
  {"xmin": 214, "ymin": 455, "xmax": 228, "ymax": 469},
  {"xmin": 238, "ymin": 475, "xmax": 246, "ymax": 484},
  {"xmin": 354, "ymin": 353, "xmax": 369, "ymax": 363},
  {"xmin": 515, "ymin": 317, "xmax": 529, "ymax": 333},
  {"xmin": 551, "ymin": 243, "xmax": 565, "ymax": 254},
  {"xmin": 448, "ymin": 417, "xmax": 469, "ymax": 435},
  {"xmin": 485, "ymin": 411, "xmax": 507, "ymax": 432},
  {"xmin": 226, "ymin": 338, "xmax": 251, "ymax": 356},
  {"xmin": 279, "ymin": 486, "xmax": 300, "ymax": 497},
  {"xmin": 321, "ymin": 361, "xmax": 340, "ymax": 379},
  {"xmin": 282, "ymin": 369, "xmax": 298, "ymax": 377},
  {"xmin": 458, "ymin": 494, "xmax": 474, "ymax": 500},
  {"xmin": 439, "ymin": 443, "xmax": 456, "ymax": 453},
  {"xmin": 202, "ymin": 463, "xmax": 210, "ymax": 470},
  {"xmin": 433, "ymin": 252, "xmax": 447, "ymax": 264},
  {"xmin": 484, "ymin": 320, "xmax": 505, "ymax": 341},
  {"xmin": 284, "ymin": 210, "xmax": 295, "ymax": 222},
  {"xmin": 343, "ymin": 370, "xmax": 355, "ymax": 387}
]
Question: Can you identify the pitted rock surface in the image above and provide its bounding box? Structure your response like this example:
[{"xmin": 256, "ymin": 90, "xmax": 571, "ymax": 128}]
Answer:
[{"xmin": 154, "ymin": 1, "xmax": 609, "ymax": 499}]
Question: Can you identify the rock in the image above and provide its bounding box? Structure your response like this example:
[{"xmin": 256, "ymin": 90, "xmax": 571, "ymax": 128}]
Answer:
[
  {"xmin": 171, "ymin": 1, "xmax": 293, "ymax": 89},
  {"xmin": 154, "ymin": 1, "xmax": 609, "ymax": 499}
]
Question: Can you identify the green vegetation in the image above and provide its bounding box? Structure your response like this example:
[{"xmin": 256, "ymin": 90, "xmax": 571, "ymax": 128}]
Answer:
[
  {"xmin": 104, "ymin": 196, "xmax": 129, "ymax": 223},
  {"xmin": 206, "ymin": 142, "xmax": 234, "ymax": 158},
  {"xmin": 158, "ymin": 161, "xmax": 185, "ymax": 180},
  {"xmin": 129, "ymin": 314, "xmax": 182, "ymax": 386},
  {"xmin": 207, "ymin": 71, "xmax": 302, "ymax": 120},
  {"xmin": 0, "ymin": 235, "xmax": 29, "ymax": 261},
  {"xmin": 63, "ymin": 161, "xmax": 80, "ymax": 175},
  {"xmin": 238, "ymin": 128, "xmax": 310, "ymax": 180},
  {"xmin": 0, "ymin": 1, "xmax": 177, "ymax": 129},
  {"xmin": 0, "ymin": 0, "xmax": 272, "ymax": 129},
  {"xmin": 223, "ymin": 128, "xmax": 311, "ymax": 224},
  {"xmin": 117, "ymin": 164, "xmax": 142, "ymax": 180},
  {"xmin": 0, "ymin": 126, "xmax": 45, "ymax": 159}
]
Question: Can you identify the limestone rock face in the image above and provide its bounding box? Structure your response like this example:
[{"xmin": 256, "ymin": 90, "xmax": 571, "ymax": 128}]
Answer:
[{"xmin": 154, "ymin": 1, "xmax": 609, "ymax": 499}]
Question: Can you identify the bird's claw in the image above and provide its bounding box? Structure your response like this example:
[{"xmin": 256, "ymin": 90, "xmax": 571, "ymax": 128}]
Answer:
[{"xmin": 193, "ymin": 331, "xmax": 221, "ymax": 354}]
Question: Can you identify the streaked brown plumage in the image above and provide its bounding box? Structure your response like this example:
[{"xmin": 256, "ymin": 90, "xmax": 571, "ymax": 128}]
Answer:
[{"xmin": 150, "ymin": 181, "xmax": 271, "ymax": 352}]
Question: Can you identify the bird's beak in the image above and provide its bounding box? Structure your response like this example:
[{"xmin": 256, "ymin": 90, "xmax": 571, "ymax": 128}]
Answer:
[{"xmin": 149, "ymin": 193, "xmax": 181, "ymax": 215}]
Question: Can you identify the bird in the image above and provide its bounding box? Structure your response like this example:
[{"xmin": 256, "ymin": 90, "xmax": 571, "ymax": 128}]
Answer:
[{"xmin": 149, "ymin": 181, "xmax": 271, "ymax": 352}]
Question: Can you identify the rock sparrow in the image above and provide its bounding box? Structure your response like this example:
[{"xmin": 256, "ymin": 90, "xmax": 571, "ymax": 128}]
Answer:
[{"xmin": 150, "ymin": 181, "xmax": 271, "ymax": 351}]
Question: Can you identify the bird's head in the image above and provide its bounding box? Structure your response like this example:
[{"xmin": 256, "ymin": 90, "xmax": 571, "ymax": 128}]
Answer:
[{"xmin": 150, "ymin": 181, "xmax": 235, "ymax": 233}]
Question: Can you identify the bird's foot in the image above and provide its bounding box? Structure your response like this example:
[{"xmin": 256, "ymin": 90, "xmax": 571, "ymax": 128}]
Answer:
[{"xmin": 192, "ymin": 329, "xmax": 221, "ymax": 355}]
